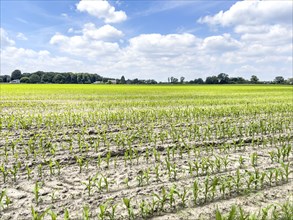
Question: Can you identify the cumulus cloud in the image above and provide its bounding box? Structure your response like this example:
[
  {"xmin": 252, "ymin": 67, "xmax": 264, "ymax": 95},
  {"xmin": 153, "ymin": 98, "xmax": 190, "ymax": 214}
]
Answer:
[
  {"xmin": 82, "ymin": 23, "xmax": 124, "ymax": 41},
  {"xmin": 198, "ymin": 0, "xmax": 292, "ymax": 27},
  {"xmin": 0, "ymin": 28, "xmax": 15, "ymax": 47},
  {"xmin": 16, "ymin": 32, "xmax": 28, "ymax": 41},
  {"xmin": 50, "ymin": 33, "xmax": 120, "ymax": 58},
  {"xmin": 1, "ymin": 45, "xmax": 83, "ymax": 74},
  {"xmin": 50, "ymin": 23, "xmax": 122, "ymax": 58},
  {"xmin": 76, "ymin": 0, "xmax": 127, "ymax": 23},
  {"xmin": 1, "ymin": 28, "xmax": 83, "ymax": 75},
  {"xmin": 127, "ymin": 33, "xmax": 199, "ymax": 57},
  {"xmin": 200, "ymin": 34, "xmax": 242, "ymax": 53}
]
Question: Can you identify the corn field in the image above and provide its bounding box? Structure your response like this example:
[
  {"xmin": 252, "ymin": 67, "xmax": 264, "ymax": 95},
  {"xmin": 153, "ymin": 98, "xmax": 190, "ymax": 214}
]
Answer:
[{"xmin": 0, "ymin": 84, "xmax": 292, "ymax": 219}]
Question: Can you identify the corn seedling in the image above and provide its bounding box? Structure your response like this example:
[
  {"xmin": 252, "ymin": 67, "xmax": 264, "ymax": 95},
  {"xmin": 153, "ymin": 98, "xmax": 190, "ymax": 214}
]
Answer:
[
  {"xmin": 33, "ymin": 181, "xmax": 41, "ymax": 206},
  {"xmin": 123, "ymin": 197, "xmax": 134, "ymax": 220}
]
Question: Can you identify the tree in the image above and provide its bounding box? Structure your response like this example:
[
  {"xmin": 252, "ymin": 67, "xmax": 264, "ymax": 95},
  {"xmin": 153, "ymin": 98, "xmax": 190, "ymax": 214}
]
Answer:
[
  {"xmin": 286, "ymin": 78, "xmax": 293, "ymax": 85},
  {"xmin": 29, "ymin": 74, "xmax": 41, "ymax": 83},
  {"xmin": 170, "ymin": 77, "xmax": 178, "ymax": 84},
  {"xmin": 70, "ymin": 73, "xmax": 77, "ymax": 84},
  {"xmin": 63, "ymin": 73, "xmax": 72, "ymax": 83},
  {"xmin": 1, "ymin": 75, "xmax": 11, "ymax": 82},
  {"xmin": 194, "ymin": 78, "xmax": 204, "ymax": 84},
  {"xmin": 180, "ymin": 76, "xmax": 185, "ymax": 84},
  {"xmin": 41, "ymin": 73, "xmax": 54, "ymax": 83},
  {"xmin": 274, "ymin": 76, "xmax": 285, "ymax": 84},
  {"xmin": 82, "ymin": 74, "xmax": 91, "ymax": 84},
  {"xmin": 206, "ymin": 76, "xmax": 219, "ymax": 84},
  {"xmin": 218, "ymin": 73, "xmax": 229, "ymax": 84},
  {"xmin": 52, "ymin": 74, "xmax": 65, "ymax": 84},
  {"xmin": 20, "ymin": 77, "xmax": 30, "ymax": 83},
  {"xmin": 11, "ymin": 69, "xmax": 22, "ymax": 80},
  {"xmin": 250, "ymin": 75, "xmax": 259, "ymax": 84},
  {"xmin": 121, "ymin": 75, "xmax": 126, "ymax": 84}
]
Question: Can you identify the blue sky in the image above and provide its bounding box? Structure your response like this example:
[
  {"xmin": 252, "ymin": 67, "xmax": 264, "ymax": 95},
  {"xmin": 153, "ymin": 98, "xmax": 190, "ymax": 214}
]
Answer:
[{"xmin": 1, "ymin": 0, "xmax": 292, "ymax": 81}]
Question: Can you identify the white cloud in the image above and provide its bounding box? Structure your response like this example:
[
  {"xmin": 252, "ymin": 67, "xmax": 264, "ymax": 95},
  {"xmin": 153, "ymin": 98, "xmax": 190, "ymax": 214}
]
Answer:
[
  {"xmin": 1, "ymin": 46, "xmax": 83, "ymax": 75},
  {"xmin": 16, "ymin": 32, "xmax": 28, "ymax": 41},
  {"xmin": 0, "ymin": 28, "xmax": 15, "ymax": 47},
  {"xmin": 82, "ymin": 23, "xmax": 123, "ymax": 41},
  {"xmin": 50, "ymin": 23, "xmax": 122, "ymax": 58},
  {"xmin": 198, "ymin": 0, "xmax": 292, "ymax": 27},
  {"xmin": 240, "ymin": 24, "xmax": 292, "ymax": 46},
  {"xmin": 200, "ymin": 34, "xmax": 242, "ymax": 53},
  {"xmin": 50, "ymin": 33, "xmax": 120, "ymax": 58},
  {"xmin": 126, "ymin": 33, "xmax": 199, "ymax": 59},
  {"xmin": 76, "ymin": 0, "xmax": 127, "ymax": 23}
]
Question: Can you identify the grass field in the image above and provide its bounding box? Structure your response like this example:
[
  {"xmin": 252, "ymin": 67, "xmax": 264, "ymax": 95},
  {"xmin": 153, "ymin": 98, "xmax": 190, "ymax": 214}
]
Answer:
[{"xmin": 0, "ymin": 84, "xmax": 292, "ymax": 219}]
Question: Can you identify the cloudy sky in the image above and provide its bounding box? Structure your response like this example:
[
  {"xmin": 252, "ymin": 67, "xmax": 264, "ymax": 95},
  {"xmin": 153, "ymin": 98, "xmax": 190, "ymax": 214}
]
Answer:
[{"xmin": 1, "ymin": 0, "xmax": 292, "ymax": 81}]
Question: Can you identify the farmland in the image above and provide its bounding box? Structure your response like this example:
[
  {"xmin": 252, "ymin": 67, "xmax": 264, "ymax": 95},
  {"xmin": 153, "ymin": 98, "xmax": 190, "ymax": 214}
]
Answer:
[{"xmin": 0, "ymin": 84, "xmax": 292, "ymax": 219}]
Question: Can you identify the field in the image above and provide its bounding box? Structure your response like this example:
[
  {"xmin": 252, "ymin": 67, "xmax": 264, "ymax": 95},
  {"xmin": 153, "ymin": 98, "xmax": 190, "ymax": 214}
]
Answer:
[{"xmin": 0, "ymin": 84, "xmax": 292, "ymax": 220}]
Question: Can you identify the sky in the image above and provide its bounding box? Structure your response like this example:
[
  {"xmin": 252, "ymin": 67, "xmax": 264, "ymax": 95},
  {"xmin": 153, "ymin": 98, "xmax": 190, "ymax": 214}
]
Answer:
[{"xmin": 1, "ymin": 0, "xmax": 292, "ymax": 81}]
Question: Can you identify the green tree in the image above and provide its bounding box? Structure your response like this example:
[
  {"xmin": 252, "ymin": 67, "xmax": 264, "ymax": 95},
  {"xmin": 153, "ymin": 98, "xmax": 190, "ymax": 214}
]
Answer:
[
  {"xmin": 82, "ymin": 74, "xmax": 91, "ymax": 84},
  {"xmin": 20, "ymin": 77, "xmax": 30, "ymax": 83},
  {"xmin": 70, "ymin": 73, "xmax": 77, "ymax": 84},
  {"xmin": 180, "ymin": 76, "xmax": 185, "ymax": 84},
  {"xmin": 274, "ymin": 76, "xmax": 285, "ymax": 84},
  {"xmin": 29, "ymin": 74, "xmax": 41, "ymax": 83},
  {"xmin": 63, "ymin": 73, "xmax": 72, "ymax": 83},
  {"xmin": 52, "ymin": 74, "xmax": 65, "ymax": 84},
  {"xmin": 250, "ymin": 75, "xmax": 259, "ymax": 84},
  {"xmin": 218, "ymin": 73, "xmax": 229, "ymax": 84},
  {"xmin": 170, "ymin": 77, "xmax": 178, "ymax": 84},
  {"xmin": 206, "ymin": 76, "xmax": 219, "ymax": 84},
  {"xmin": 41, "ymin": 73, "xmax": 54, "ymax": 83},
  {"xmin": 286, "ymin": 78, "xmax": 293, "ymax": 85},
  {"xmin": 120, "ymin": 75, "xmax": 126, "ymax": 84},
  {"xmin": 1, "ymin": 75, "xmax": 11, "ymax": 82},
  {"xmin": 11, "ymin": 69, "xmax": 22, "ymax": 80}
]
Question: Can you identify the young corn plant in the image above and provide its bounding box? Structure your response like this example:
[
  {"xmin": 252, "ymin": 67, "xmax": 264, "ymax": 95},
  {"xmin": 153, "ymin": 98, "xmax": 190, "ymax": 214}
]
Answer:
[
  {"xmin": 154, "ymin": 164, "xmax": 161, "ymax": 182},
  {"xmin": 83, "ymin": 205, "xmax": 90, "ymax": 220},
  {"xmin": 26, "ymin": 165, "xmax": 32, "ymax": 180},
  {"xmin": 139, "ymin": 200, "xmax": 149, "ymax": 218},
  {"xmin": 31, "ymin": 206, "xmax": 48, "ymax": 220},
  {"xmin": 48, "ymin": 209, "xmax": 58, "ymax": 220},
  {"xmin": 0, "ymin": 190, "xmax": 12, "ymax": 209},
  {"xmin": 97, "ymin": 202, "xmax": 108, "ymax": 220},
  {"xmin": 251, "ymin": 152, "xmax": 258, "ymax": 167},
  {"xmin": 153, "ymin": 187, "xmax": 168, "ymax": 212},
  {"xmin": 281, "ymin": 162, "xmax": 290, "ymax": 183},
  {"xmin": 210, "ymin": 176, "xmax": 219, "ymax": 200},
  {"xmin": 168, "ymin": 185, "xmax": 178, "ymax": 209},
  {"xmin": 64, "ymin": 208, "xmax": 70, "ymax": 220},
  {"xmin": 123, "ymin": 197, "xmax": 134, "ymax": 220},
  {"xmin": 83, "ymin": 175, "xmax": 96, "ymax": 196},
  {"xmin": 75, "ymin": 156, "xmax": 84, "ymax": 173},
  {"xmin": 176, "ymin": 186, "xmax": 188, "ymax": 207},
  {"xmin": 10, "ymin": 163, "xmax": 20, "ymax": 182},
  {"xmin": 108, "ymin": 203, "xmax": 118, "ymax": 220},
  {"xmin": 0, "ymin": 164, "xmax": 9, "ymax": 183},
  {"xmin": 33, "ymin": 181, "xmax": 42, "ymax": 206},
  {"xmin": 192, "ymin": 180, "xmax": 199, "ymax": 205}
]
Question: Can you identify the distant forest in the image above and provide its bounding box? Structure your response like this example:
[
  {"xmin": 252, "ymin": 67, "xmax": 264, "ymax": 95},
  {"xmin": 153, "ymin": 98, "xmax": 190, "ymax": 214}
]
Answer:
[{"xmin": 1, "ymin": 69, "xmax": 292, "ymax": 84}]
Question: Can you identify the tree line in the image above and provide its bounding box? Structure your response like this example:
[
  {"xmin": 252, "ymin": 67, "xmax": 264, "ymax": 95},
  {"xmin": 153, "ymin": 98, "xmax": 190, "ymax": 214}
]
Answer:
[{"xmin": 0, "ymin": 70, "xmax": 292, "ymax": 85}]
